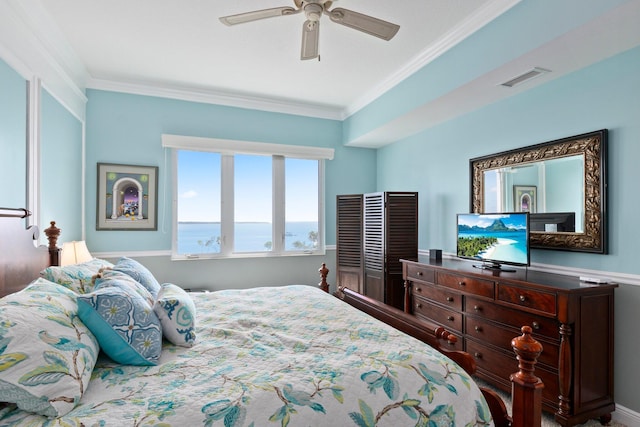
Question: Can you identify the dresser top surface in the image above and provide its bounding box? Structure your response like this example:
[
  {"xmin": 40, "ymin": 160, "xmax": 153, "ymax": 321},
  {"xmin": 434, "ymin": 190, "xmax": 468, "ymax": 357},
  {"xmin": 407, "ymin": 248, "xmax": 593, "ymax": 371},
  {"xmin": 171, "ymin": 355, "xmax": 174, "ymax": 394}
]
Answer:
[{"xmin": 403, "ymin": 257, "xmax": 618, "ymax": 293}]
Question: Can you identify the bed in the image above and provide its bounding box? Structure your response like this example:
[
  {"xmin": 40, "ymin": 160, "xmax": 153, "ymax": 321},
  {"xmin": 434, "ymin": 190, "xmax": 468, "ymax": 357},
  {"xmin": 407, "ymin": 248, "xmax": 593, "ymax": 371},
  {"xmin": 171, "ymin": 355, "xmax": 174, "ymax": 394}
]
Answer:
[{"xmin": 0, "ymin": 207, "xmax": 543, "ymax": 426}]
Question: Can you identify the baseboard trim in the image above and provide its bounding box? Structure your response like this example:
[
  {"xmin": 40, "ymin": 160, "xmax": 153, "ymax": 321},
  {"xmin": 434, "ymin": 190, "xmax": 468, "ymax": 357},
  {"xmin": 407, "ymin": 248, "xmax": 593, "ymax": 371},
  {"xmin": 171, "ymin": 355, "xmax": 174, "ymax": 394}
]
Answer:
[{"xmin": 612, "ymin": 403, "xmax": 640, "ymax": 426}]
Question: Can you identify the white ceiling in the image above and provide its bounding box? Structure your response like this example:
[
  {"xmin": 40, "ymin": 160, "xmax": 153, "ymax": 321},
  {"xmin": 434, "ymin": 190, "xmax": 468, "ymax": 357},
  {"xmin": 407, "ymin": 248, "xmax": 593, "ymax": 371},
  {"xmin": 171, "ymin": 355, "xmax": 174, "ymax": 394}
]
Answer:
[
  {"xmin": 4, "ymin": 0, "xmax": 640, "ymax": 147},
  {"xmin": 20, "ymin": 0, "xmax": 514, "ymax": 117}
]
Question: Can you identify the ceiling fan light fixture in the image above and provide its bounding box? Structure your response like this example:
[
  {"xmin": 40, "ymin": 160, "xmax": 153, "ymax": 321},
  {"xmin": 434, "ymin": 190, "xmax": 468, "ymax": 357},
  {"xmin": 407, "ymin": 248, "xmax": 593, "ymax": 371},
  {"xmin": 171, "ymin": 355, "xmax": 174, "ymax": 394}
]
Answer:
[
  {"xmin": 219, "ymin": 0, "xmax": 400, "ymax": 60},
  {"xmin": 304, "ymin": 4, "xmax": 324, "ymax": 21}
]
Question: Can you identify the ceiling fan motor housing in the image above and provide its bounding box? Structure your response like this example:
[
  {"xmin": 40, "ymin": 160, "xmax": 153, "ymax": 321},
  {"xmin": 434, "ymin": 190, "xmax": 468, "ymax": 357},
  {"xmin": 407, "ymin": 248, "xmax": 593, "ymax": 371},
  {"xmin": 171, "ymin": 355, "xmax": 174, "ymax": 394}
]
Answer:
[{"xmin": 303, "ymin": 2, "xmax": 325, "ymax": 21}]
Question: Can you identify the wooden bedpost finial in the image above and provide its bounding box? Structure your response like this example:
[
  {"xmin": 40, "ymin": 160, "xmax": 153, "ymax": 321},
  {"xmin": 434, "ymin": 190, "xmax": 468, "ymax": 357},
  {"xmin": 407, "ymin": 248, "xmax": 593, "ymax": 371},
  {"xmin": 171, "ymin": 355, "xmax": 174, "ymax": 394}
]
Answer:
[
  {"xmin": 318, "ymin": 263, "xmax": 329, "ymax": 293},
  {"xmin": 512, "ymin": 325, "xmax": 544, "ymax": 383},
  {"xmin": 44, "ymin": 221, "xmax": 60, "ymax": 249},
  {"xmin": 510, "ymin": 325, "xmax": 544, "ymax": 427}
]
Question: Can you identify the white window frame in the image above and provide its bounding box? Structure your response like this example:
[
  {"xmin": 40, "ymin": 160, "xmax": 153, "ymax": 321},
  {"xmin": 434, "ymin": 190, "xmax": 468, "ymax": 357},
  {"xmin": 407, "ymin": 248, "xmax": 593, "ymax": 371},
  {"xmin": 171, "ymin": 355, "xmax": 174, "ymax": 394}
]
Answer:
[{"xmin": 162, "ymin": 134, "xmax": 334, "ymax": 260}]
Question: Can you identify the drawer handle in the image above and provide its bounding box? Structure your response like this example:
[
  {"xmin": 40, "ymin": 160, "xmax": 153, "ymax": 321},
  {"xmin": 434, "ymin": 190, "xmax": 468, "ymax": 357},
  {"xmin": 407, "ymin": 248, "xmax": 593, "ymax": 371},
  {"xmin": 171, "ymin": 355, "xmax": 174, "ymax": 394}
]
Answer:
[
  {"xmin": 474, "ymin": 352, "xmax": 482, "ymax": 359},
  {"xmin": 447, "ymin": 316, "xmax": 454, "ymax": 322},
  {"xmin": 519, "ymin": 295, "xmax": 527, "ymax": 303},
  {"xmin": 532, "ymin": 321, "xmax": 540, "ymax": 330},
  {"xmin": 474, "ymin": 326, "xmax": 482, "ymax": 332},
  {"xmin": 415, "ymin": 287, "xmax": 422, "ymax": 292},
  {"xmin": 458, "ymin": 281, "xmax": 465, "ymax": 286},
  {"xmin": 474, "ymin": 305, "xmax": 482, "ymax": 312},
  {"xmin": 415, "ymin": 303, "xmax": 422, "ymax": 309},
  {"xmin": 446, "ymin": 297, "xmax": 454, "ymax": 302},
  {"xmin": 417, "ymin": 271, "xmax": 423, "ymax": 276}
]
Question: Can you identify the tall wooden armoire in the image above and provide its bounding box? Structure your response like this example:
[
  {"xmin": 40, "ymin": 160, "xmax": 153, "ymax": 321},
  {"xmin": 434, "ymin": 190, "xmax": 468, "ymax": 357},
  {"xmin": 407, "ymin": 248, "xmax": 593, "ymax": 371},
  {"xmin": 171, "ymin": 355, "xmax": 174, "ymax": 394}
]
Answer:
[{"xmin": 336, "ymin": 192, "xmax": 418, "ymax": 310}]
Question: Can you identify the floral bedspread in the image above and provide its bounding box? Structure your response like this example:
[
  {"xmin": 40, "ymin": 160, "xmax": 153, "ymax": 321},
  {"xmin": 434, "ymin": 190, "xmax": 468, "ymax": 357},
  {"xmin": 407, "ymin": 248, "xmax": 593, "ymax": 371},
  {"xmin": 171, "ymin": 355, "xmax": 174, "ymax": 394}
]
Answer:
[{"xmin": 0, "ymin": 285, "xmax": 492, "ymax": 426}]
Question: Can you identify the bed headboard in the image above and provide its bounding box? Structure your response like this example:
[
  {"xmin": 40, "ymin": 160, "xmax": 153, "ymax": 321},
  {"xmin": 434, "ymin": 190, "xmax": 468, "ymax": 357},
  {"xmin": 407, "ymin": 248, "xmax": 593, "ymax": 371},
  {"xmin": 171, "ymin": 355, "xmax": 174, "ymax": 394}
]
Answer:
[{"xmin": 0, "ymin": 207, "xmax": 61, "ymax": 297}]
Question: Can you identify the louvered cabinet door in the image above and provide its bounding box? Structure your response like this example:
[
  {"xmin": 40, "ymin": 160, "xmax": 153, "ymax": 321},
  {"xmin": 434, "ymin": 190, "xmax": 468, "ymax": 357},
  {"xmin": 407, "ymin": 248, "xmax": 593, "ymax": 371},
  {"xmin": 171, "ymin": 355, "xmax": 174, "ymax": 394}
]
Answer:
[
  {"xmin": 384, "ymin": 192, "xmax": 418, "ymax": 309},
  {"xmin": 340, "ymin": 191, "xmax": 418, "ymax": 309},
  {"xmin": 363, "ymin": 193, "xmax": 385, "ymax": 303},
  {"xmin": 336, "ymin": 194, "xmax": 363, "ymax": 294}
]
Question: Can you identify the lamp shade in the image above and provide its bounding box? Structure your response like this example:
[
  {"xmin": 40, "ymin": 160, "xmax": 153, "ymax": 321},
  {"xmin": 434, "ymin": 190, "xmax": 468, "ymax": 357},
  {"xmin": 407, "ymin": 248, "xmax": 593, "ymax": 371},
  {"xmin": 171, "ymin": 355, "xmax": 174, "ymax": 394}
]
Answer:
[{"xmin": 60, "ymin": 241, "xmax": 93, "ymax": 266}]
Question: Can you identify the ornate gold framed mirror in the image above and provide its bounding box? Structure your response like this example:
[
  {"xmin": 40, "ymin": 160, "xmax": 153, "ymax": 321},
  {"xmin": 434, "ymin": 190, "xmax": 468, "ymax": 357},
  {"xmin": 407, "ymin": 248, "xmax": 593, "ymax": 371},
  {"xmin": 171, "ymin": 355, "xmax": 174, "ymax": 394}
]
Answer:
[{"xmin": 470, "ymin": 129, "xmax": 608, "ymax": 253}]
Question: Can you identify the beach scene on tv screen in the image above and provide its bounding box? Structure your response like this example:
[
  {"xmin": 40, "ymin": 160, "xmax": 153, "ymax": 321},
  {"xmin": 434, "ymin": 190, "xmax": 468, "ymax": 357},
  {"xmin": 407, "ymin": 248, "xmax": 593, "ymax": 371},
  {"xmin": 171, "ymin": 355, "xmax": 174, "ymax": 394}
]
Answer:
[{"xmin": 457, "ymin": 214, "xmax": 528, "ymax": 265}]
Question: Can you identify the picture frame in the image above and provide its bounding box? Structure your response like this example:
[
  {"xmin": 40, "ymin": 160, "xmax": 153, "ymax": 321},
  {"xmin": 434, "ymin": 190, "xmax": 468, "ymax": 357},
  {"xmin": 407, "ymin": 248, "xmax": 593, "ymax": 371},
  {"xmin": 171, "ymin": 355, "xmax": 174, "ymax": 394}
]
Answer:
[
  {"xmin": 513, "ymin": 185, "xmax": 537, "ymax": 213},
  {"xmin": 96, "ymin": 163, "xmax": 158, "ymax": 230}
]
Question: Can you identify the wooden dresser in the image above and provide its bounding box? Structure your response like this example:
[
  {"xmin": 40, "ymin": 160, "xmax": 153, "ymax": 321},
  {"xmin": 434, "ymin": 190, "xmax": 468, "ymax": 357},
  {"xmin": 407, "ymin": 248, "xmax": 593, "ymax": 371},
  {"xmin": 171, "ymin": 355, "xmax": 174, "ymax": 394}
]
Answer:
[{"xmin": 401, "ymin": 258, "xmax": 617, "ymax": 427}]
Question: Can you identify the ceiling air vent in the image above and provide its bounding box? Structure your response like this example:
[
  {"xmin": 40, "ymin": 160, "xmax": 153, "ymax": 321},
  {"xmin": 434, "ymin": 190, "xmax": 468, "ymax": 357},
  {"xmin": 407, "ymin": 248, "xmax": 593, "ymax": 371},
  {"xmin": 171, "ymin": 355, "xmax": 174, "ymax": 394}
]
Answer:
[{"xmin": 500, "ymin": 67, "xmax": 550, "ymax": 88}]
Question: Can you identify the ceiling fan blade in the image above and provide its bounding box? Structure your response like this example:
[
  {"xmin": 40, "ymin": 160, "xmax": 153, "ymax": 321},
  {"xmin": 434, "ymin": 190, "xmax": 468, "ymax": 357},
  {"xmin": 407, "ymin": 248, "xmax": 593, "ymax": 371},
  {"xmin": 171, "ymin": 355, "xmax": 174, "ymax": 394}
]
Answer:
[
  {"xmin": 301, "ymin": 20, "xmax": 320, "ymax": 60},
  {"xmin": 327, "ymin": 7, "xmax": 399, "ymax": 40},
  {"xmin": 219, "ymin": 7, "xmax": 299, "ymax": 26}
]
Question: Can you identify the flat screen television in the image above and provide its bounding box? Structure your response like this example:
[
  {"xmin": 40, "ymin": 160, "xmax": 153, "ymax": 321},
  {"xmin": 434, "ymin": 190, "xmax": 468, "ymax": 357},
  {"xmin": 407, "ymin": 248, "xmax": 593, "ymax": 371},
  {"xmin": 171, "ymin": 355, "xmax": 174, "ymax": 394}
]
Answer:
[
  {"xmin": 530, "ymin": 212, "xmax": 576, "ymax": 232},
  {"xmin": 456, "ymin": 212, "xmax": 530, "ymax": 272}
]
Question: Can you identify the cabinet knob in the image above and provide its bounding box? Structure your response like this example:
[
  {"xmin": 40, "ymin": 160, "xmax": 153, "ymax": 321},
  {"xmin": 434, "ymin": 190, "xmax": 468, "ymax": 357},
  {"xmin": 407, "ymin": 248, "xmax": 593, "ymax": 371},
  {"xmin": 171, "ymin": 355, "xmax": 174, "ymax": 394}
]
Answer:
[
  {"xmin": 415, "ymin": 303, "xmax": 422, "ymax": 309},
  {"xmin": 474, "ymin": 326, "xmax": 482, "ymax": 332},
  {"xmin": 458, "ymin": 281, "xmax": 465, "ymax": 286},
  {"xmin": 532, "ymin": 321, "xmax": 540, "ymax": 330},
  {"xmin": 417, "ymin": 271, "xmax": 423, "ymax": 276},
  {"xmin": 415, "ymin": 287, "xmax": 421, "ymax": 293},
  {"xmin": 519, "ymin": 295, "xmax": 527, "ymax": 302},
  {"xmin": 474, "ymin": 305, "xmax": 482, "ymax": 312},
  {"xmin": 474, "ymin": 352, "xmax": 482, "ymax": 359},
  {"xmin": 447, "ymin": 315, "xmax": 454, "ymax": 322},
  {"xmin": 446, "ymin": 296, "xmax": 454, "ymax": 302}
]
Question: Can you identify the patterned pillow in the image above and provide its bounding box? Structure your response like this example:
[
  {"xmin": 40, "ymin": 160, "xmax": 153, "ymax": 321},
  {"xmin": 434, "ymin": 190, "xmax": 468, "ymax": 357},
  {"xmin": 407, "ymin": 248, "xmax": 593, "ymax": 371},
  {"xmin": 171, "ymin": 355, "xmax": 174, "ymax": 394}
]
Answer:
[
  {"xmin": 154, "ymin": 284, "xmax": 197, "ymax": 347},
  {"xmin": 40, "ymin": 258, "xmax": 114, "ymax": 294},
  {"xmin": 0, "ymin": 278, "xmax": 99, "ymax": 417},
  {"xmin": 94, "ymin": 269, "xmax": 155, "ymax": 307},
  {"xmin": 111, "ymin": 257, "xmax": 161, "ymax": 298},
  {"xmin": 77, "ymin": 286, "xmax": 162, "ymax": 366}
]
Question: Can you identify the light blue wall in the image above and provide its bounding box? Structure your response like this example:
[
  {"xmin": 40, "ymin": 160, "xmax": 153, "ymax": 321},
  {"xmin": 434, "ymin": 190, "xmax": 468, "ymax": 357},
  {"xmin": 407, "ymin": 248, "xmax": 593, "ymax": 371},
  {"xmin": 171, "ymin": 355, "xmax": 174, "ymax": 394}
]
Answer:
[
  {"xmin": 40, "ymin": 89, "xmax": 84, "ymax": 241},
  {"xmin": 376, "ymin": 46, "xmax": 640, "ymax": 414},
  {"xmin": 377, "ymin": 46, "xmax": 640, "ymax": 273},
  {"xmin": 0, "ymin": 57, "xmax": 27, "ymax": 208},
  {"xmin": 84, "ymin": 90, "xmax": 377, "ymax": 254}
]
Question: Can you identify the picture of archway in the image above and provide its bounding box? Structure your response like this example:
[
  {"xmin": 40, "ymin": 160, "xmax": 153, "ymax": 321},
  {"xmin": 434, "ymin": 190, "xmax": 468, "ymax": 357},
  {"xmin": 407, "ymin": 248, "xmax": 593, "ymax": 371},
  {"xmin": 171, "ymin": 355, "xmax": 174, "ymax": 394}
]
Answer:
[
  {"xmin": 513, "ymin": 185, "xmax": 537, "ymax": 213},
  {"xmin": 111, "ymin": 178, "xmax": 144, "ymax": 220},
  {"xmin": 97, "ymin": 163, "xmax": 158, "ymax": 230}
]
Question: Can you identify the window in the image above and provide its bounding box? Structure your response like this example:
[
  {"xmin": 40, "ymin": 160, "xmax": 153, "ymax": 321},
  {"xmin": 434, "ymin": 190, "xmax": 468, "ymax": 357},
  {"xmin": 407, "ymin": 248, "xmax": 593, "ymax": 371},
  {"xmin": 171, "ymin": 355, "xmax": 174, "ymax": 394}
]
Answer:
[{"xmin": 163, "ymin": 135, "xmax": 333, "ymax": 259}]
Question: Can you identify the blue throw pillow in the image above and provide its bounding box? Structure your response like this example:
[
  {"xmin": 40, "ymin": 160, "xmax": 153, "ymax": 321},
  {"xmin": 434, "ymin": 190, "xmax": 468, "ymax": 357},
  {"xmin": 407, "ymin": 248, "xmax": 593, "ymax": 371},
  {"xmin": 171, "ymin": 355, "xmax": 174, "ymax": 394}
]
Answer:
[
  {"xmin": 111, "ymin": 257, "xmax": 161, "ymax": 298},
  {"xmin": 94, "ymin": 269, "xmax": 155, "ymax": 307},
  {"xmin": 77, "ymin": 286, "xmax": 162, "ymax": 366},
  {"xmin": 154, "ymin": 283, "xmax": 197, "ymax": 347}
]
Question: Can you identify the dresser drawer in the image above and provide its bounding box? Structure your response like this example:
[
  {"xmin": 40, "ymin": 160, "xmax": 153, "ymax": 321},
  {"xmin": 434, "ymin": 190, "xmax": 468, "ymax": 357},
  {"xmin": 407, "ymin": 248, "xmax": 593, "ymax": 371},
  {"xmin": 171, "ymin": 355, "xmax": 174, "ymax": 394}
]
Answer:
[
  {"xmin": 405, "ymin": 263, "xmax": 435, "ymax": 283},
  {"xmin": 467, "ymin": 340, "xmax": 559, "ymax": 411},
  {"xmin": 465, "ymin": 296, "xmax": 559, "ymax": 340},
  {"xmin": 465, "ymin": 316, "xmax": 559, "ymax": 368},
  {"xmin": 497, "ymin": 283, "xmax": 556, "ymax": 316},
  {"xmin": 414, "ymin": 298, "xmax": 463, "ymax": 333},
  {"xmin": 437, "ymin": 272, "xmax": 494, "ymax": 299},
  {"xmin": 412, "ymin": 283, "xmax": 462, "ymax": 311}
]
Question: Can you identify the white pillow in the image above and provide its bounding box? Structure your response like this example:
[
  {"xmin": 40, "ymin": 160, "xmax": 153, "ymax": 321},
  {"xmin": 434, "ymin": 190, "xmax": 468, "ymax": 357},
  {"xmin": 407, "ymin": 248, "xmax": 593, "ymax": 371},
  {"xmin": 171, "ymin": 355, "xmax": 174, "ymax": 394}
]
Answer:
[
  {"xmin": 154, "ymin": 284, "xmax": 197, "ymax": 347},
  {"xmin": 0, "ymin": 278, "xmax": 99, "ymax": 417}
]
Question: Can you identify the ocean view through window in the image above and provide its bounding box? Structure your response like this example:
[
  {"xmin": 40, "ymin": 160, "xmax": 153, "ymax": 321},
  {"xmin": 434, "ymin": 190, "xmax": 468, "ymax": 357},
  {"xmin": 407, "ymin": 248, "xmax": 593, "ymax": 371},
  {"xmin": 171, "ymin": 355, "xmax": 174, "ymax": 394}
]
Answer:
[{"xmin": 164, "ymin": 135, "xmax": 333, "ymax": 259}]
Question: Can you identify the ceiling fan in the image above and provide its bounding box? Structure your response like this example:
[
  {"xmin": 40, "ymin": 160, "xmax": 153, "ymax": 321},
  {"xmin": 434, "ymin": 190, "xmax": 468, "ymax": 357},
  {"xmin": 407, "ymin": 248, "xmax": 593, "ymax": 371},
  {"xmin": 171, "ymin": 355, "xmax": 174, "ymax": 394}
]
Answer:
[{"xmin": 219, "ymin": 0, "xmax": 400, "ymax": 60}]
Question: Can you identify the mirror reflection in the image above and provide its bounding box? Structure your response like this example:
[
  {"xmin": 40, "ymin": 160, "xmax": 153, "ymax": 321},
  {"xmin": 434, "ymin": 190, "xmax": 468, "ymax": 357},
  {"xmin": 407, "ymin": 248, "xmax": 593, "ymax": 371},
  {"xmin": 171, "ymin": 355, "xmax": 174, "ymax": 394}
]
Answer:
[
  {"xmin": 483, "ymin": 155, "xmax": 584, "ymax": 233},
  {"xmin": 470, "ymin": 129, "xmax": 607, "ymax": 253}
]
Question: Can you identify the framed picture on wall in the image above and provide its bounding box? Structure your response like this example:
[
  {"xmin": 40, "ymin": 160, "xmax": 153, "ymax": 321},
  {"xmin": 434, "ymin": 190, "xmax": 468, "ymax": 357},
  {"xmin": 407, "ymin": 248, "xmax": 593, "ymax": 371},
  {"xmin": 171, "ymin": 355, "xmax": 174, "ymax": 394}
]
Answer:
[
  {"xmin": 96, "ymin": 163, "xmax": 158, "ymax": 230},
  {"xmin": 513, "ymin": 185, "xmax": 537, "ymax": 213}
]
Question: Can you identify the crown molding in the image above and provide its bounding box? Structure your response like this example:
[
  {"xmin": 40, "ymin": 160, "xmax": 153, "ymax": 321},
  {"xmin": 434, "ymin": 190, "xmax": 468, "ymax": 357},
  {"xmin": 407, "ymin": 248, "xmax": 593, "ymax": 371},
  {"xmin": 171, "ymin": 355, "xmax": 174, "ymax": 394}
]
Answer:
[
  {"xmin": 343, "ymin": 0, "xmax": 522, "ymax": 118},
  {"xmin": 0, "ymin": 0, "xmax": 88, "ymax": 121},
  {"xmin": 87, "ymin": 77, "xmax": 344, "ymax": 121}
]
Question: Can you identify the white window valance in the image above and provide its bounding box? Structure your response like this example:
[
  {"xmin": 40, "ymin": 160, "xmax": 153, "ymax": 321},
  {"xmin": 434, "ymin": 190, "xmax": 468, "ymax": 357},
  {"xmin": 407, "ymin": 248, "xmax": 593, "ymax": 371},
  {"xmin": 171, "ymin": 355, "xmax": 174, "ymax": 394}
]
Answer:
[{"xmin": 161, "ymin": 134, "xmax": 334, "ymax": 160}]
